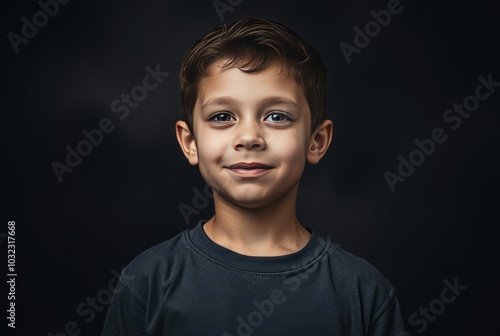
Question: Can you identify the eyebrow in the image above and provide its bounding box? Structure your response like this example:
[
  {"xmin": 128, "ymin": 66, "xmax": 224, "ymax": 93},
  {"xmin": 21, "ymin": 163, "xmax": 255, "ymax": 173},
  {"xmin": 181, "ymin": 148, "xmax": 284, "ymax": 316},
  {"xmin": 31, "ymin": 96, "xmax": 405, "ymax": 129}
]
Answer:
[
  {"xmin": 200, "ymin": 96, "xmax": 238, "ymax": 112},
  {"xmin": 200, "ymin": 96, "xmax": 301, "ymax": 113}
]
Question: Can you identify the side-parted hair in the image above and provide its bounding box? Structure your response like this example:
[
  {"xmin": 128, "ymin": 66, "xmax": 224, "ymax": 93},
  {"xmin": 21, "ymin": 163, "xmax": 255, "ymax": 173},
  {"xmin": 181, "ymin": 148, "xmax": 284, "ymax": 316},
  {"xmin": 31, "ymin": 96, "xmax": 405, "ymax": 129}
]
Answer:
[{"xmin": 179, "ymin": 17, "xmax": 327, "ymax": 134}]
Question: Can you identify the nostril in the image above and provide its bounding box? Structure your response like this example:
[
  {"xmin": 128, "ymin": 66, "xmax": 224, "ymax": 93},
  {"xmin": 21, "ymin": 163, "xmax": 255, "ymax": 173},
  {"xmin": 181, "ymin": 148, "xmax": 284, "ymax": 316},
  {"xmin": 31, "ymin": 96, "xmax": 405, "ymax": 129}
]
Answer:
[
  {"xmin": 234, "ymin": 139, "xmax": 265, "ymax": 151},
  {"xmin": 251, "ymin": 142, "xmax": 264, "ymax": 149}
]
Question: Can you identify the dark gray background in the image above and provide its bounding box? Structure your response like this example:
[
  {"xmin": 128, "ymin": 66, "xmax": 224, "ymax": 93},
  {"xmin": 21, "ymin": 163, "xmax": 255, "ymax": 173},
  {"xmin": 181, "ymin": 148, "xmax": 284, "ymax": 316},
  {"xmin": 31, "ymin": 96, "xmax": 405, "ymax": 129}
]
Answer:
[{"xmin": 3, "ymin": 0, "xmax": 499, "ymax": 335}]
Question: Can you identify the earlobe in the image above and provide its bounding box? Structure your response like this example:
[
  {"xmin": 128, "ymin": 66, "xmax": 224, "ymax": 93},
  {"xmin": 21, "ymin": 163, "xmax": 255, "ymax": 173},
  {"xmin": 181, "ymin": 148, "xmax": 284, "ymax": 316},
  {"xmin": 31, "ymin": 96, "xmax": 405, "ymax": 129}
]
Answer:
[
  {"xmin": 175, "ymin": 121, "xmax": 198, "ymax": 165},
  {"xmin": 307, "ymin": 120, "xmax": 333, "ymax": 164}
]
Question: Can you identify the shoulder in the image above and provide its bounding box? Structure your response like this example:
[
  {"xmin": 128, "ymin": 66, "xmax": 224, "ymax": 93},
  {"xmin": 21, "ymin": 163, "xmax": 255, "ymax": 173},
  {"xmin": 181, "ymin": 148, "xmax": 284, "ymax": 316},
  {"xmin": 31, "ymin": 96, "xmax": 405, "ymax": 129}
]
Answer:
[
  {"xmin": 115, "ymin": 229, "xmax": 191, "ymax": 297},
  {"xmin": 323, "ymin": 240, "xmax": 397, "ymax": 299},
  {"xmin": 329, "ymin": 244, "xmax": 388, "ymax": 277},
  {"xmin": 322, "ymin": 242, "xmax": 403, "ymax": 325}
]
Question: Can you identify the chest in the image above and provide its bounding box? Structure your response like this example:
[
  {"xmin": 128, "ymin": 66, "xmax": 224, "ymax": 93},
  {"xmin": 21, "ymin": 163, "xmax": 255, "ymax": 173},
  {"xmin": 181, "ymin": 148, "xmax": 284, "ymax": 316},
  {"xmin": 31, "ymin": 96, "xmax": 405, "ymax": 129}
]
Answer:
[{"xmin": 145, "ymin": 263, "xmax": 363, "ymax": 336}]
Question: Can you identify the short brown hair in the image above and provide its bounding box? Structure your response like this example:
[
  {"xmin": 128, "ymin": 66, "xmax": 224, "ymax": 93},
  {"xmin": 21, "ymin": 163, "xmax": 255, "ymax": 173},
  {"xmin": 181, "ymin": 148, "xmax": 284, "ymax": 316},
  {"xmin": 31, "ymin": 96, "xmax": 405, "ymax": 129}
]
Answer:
[{"xmin": 179, "ymin": 17, "xmax": 327, "ymax": 133}]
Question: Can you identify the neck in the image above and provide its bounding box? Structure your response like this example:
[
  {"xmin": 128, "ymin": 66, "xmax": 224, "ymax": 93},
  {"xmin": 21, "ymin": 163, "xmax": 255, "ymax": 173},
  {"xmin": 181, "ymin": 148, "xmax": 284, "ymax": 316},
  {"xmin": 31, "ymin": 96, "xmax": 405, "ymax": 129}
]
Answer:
[{"xmin": 203, "ymin": 185, "xmax": 311, "ymax": 256}]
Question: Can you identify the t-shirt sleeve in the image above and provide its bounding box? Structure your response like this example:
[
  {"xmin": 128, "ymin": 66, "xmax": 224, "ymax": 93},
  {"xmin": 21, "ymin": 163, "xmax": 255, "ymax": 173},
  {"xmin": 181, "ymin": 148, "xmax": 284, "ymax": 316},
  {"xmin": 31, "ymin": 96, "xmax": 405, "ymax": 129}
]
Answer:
[
  {"xmin": 368, "ymin": 287, "xmax": 407, "ymax": 336},
  {"xmin": 101, "ymin": 270, "xmax": 147, "ymax": 336}
]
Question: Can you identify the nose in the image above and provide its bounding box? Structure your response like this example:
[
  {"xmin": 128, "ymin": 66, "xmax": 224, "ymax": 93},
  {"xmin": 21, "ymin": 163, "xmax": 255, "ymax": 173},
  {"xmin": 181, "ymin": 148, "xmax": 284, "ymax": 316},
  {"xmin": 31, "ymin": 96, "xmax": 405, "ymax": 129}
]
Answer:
[{"xmin": 233, "ymin": 120, "xmax": 266, "ymax": 151}]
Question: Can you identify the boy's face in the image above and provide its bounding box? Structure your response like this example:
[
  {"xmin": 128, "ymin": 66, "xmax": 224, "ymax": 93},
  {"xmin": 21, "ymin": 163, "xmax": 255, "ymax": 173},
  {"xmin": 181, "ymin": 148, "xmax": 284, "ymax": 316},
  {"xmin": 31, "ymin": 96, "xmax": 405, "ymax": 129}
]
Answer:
[{"xmin": 177, "ymin": 61, "xmax": 326, "ymax": 209}]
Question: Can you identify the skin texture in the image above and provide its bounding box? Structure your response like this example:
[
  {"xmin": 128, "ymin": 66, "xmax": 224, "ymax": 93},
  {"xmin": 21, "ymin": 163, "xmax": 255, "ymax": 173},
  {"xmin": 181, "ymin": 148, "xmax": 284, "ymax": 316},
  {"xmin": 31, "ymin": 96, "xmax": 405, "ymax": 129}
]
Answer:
[{"xmin": 176, "ymin": 61, "xmax": 333, "ymax": 256}]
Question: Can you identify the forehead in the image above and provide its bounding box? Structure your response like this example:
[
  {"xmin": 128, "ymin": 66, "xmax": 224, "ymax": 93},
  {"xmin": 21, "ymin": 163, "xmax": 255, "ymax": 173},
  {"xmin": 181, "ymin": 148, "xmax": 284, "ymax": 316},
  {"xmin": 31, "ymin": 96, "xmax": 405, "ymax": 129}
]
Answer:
[{"xmin": 194, "ymin": 61, "xmax": 309, "ymax": 112}]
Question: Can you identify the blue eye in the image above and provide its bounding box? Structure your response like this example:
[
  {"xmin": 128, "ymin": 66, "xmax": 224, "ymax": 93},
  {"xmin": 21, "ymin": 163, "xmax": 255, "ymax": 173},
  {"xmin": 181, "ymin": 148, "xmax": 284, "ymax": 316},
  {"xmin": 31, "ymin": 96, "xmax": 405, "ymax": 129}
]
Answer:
[
  {"xmin": 264, "ymin": 112, "xmax": 291, "ymax": 123},
  {"xmin": 209, "ymin": 113, "xmax": 235, "ymax": 124}
]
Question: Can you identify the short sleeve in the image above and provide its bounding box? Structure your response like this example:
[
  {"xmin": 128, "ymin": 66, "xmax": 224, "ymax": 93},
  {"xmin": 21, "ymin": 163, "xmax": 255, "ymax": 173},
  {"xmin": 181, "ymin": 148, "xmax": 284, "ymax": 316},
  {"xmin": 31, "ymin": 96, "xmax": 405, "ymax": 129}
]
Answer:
[
  {"xmin": 368, "ymin": 287, "xmax": 407, "ymax": 336},
  {"xmin": 101, "ymin": 271, "xmax": 147, "ymax": 336}
]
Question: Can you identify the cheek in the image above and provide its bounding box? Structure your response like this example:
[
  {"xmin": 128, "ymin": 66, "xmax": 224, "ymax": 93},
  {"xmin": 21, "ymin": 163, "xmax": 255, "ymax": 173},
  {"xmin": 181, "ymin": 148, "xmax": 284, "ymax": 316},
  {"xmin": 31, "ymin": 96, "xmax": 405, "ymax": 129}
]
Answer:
[
  {"xmin": 269, "ymin": 130, "xmax": 309, "ymax": 159},
  {"xmin": 196, "ymin": 131, "xmax": 228, "ymax": 163}
]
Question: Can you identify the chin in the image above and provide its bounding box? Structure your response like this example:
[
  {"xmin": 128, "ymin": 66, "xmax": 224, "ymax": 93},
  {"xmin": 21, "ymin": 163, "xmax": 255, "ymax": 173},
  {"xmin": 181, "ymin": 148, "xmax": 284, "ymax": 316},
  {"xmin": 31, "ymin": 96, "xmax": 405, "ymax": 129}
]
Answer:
[
  {"xmin": 235, "ymin": 200, "xmax": 270, "ymax": 210},
  {"xmin": 231, "ymin": 192, "xmax": 287, "ymax": 210},
  {"xmin": 215, "ymin": 191, "xmax": 270, "ymax": 209}
]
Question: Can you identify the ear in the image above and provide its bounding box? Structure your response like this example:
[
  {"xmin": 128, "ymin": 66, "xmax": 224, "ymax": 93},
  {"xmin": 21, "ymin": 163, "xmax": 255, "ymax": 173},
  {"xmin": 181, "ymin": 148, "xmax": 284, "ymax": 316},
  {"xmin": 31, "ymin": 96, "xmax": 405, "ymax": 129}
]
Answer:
[
  {"xmin": 307, "ymin": 119, "xmax": 333, "ymax": 164},
  {"xmin": 176, "ymin": 121, "xmax": 198, "ymax": 165}
]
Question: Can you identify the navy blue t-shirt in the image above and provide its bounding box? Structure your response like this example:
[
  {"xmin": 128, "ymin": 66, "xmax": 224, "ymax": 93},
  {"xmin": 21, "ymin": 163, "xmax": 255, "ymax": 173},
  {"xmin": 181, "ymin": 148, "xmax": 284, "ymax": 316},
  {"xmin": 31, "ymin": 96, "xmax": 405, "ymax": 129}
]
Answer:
[{"xmin": 102, "ymin": 221, "xmax": 406, "ymax": 335}]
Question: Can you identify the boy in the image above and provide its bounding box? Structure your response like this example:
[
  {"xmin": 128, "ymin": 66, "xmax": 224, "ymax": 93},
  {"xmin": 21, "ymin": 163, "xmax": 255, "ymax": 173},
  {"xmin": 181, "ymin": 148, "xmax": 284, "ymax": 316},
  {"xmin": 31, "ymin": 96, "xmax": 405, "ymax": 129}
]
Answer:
[{"xmin": 102, "ymin": 17, "xmax": 406, "ymax": 335}]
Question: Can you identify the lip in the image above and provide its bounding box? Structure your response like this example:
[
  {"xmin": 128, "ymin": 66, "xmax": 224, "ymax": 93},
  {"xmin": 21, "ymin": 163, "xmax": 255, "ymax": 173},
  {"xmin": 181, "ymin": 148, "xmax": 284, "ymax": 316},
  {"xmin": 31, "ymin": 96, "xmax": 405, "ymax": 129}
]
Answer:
[
  {"xmin": 225, "ymin": 162, "xmax": 274, "ymax": 177},
  {"xmin": 227, "ymin": 162, "xmax": 273, "ymax": 169}
]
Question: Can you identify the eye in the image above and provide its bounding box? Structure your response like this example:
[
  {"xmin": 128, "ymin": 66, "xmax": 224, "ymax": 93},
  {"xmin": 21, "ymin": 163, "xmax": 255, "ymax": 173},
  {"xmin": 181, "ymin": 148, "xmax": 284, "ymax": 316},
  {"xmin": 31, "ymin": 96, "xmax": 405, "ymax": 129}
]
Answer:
[
  {"xmin": 209, "ymin": 112, "xmax": 236, "ymax": 124},
  {"xmin": 264, "ymin": 112, "xmax": 292, "ymax": 123}
]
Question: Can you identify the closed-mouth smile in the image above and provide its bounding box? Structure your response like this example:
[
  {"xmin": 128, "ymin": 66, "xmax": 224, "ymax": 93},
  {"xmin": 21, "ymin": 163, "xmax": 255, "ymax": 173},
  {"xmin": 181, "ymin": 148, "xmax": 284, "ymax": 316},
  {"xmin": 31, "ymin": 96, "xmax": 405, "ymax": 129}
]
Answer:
[{"xmin": 225, "ymin": 162, "xmax": 274, "ymax": 177}]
